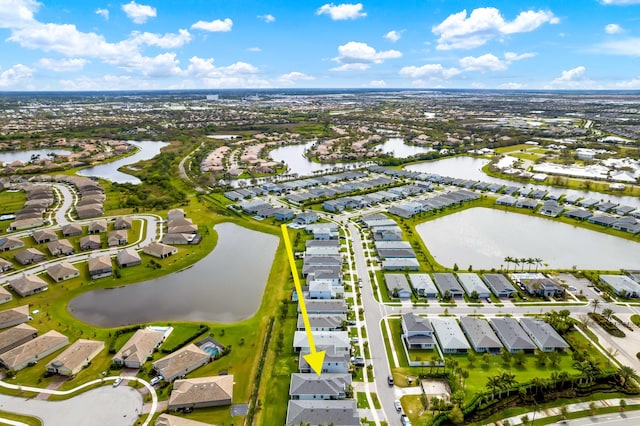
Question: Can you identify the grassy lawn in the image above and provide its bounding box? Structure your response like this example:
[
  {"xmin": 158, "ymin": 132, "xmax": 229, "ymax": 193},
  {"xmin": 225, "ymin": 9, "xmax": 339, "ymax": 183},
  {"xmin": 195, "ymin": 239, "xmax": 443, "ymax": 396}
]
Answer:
[
  {"xmin": 0, "ymin": 189, "xmax": 27, "ymax": 216},
  {"xmin": 0, "ymin": 410, "xmax": 41, "ymax": 426},
  {"xmin": 494, "ymin": 144, "xmax": 534, "ymax": 154},
  {"xmin": 357, "ymin": 392, "xmax": 371, "ymax": 409}
]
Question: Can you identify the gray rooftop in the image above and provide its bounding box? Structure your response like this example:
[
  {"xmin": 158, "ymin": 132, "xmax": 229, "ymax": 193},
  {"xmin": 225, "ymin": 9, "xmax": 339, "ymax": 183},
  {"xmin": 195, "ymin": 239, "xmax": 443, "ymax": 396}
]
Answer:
[
  {"xmin": 489, "ymin": 317, "xmax": 537, "ymax": 351},
  {"xmin": 459, "ymin": 316, "xmax": 503, "ymax": 351},
  {"xmin": 286, "ymin": 400, "xmax": 359, "ymax": 426},
  {"xmin": 519, "ymin": 318, "xmax": 569, "ymax": 350},
  {"xmin": 433, "ymin": 273, "xmax": 464, "ymax": 295}
]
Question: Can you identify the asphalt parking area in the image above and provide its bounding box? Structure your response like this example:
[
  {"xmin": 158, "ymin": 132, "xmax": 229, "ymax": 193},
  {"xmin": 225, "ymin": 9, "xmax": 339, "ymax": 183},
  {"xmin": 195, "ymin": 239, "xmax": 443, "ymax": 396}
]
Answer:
[{"xmin": 0, "ymin": 385, "xmax": 143, "ymax": 426}]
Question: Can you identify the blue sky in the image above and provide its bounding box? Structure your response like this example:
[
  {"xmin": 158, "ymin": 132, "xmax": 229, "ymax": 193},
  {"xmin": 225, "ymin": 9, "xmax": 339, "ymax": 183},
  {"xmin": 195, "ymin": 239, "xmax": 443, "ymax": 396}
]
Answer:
[{"xmin": 0, "ymin": 0, "xmax": 639, "ymax": 90}]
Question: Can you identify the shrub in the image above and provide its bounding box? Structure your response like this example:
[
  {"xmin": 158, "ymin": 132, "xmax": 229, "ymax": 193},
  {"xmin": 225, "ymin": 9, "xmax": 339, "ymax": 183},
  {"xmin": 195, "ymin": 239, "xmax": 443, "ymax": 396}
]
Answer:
[{"xmin": 588, "ymin": 313, "xmax": 625, "ymax": 337}]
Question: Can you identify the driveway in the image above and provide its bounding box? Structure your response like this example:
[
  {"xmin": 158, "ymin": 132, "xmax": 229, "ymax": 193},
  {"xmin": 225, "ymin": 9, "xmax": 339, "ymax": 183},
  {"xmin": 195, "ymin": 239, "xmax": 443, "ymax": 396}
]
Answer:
[{"xmin": 0, "ymin": 386, "xmax": 143, "ymax": 426}]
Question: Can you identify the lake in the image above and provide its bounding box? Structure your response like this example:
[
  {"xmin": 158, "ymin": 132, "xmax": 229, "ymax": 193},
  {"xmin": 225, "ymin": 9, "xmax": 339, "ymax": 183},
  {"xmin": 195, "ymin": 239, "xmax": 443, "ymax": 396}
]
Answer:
[
  {"xmin": 68, "ymin": 222, "xmax": 279, "ymax": 326},
  {"xmin": 416, "ymin": 207, "xmax": 640, "ymax": 270},
  {"xmin": 376, "ymin": 138, "xmax": 433, "ymax": 159},
  {"xmin": 269, "ymin": 141, "xmax": 336, "ymax": 176},
  {"xmin": 405, "ymin": 156, "xmax": 640, "ymax": 209},
  {"xmin": 0, "ymin": 149, "xmax": 72, "ymax": 164},
  {"xmin": 77, "ymin": 140, "xmax": 169, "ymax": 184}
]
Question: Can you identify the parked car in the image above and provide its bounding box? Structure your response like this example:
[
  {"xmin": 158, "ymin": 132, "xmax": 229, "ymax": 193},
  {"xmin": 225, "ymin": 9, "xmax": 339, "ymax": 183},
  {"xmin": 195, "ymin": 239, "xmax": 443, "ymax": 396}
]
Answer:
[
  {"xmin": 401, "ymin": 414, "xmax": 412, "ymax": 426},
  {"xmin": 149, "ymin": 376, "xmax": 162, "ymax": 386},
  {"xmin": 112, "ymin": 377, "xmax": 123, "ymax": 387},
  {"xmin": 394, "ymin": 400, "xmax": 402, "ymax": 412}
]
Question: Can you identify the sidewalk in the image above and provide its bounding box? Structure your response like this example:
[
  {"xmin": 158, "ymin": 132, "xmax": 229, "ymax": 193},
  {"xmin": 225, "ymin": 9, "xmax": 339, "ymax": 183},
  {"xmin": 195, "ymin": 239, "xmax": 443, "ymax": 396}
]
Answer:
[{"xmin": 494, "ymin": 397, "xmax": 640, "ymax": 425}]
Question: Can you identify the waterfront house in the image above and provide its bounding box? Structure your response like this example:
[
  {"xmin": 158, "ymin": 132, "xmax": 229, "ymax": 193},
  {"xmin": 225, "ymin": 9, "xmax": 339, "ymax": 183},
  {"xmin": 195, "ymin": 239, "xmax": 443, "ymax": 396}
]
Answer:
[
  {"xmin": 112, "ymin": 328, "xmax": 165, "ymax": 369},
  {"xmin": 153, "ymin": 344, "xmax": 210, "ymax": 382},
  {"xmin": 0, "ymin": 324, "xmax": 37, "ymax": 355},
  {"xmin": 143, "ymin": 243, "xmax": 178, "ymax": 259},
  {"xmin": 87, "ymin": 255, "xmax": 112, "ymax": 279},
  {"xmin": 0, "ymin": 305, "xmax": 29, "ymax": 329},
  {"xmin": 116, "ymin": 248, "xmax": 142, "ymax": 268}
]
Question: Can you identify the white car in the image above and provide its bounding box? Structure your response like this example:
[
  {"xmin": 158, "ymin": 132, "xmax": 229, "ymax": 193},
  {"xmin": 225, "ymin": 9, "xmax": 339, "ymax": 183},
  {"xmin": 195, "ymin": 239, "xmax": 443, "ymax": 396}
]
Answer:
[
  {"xmin": 112, "ymin": 377, "xmax": 123, "ymax": 387},
  {"xmin": 394, "ymin": 400, "xmax": 402, "ymax": 412},
  {"xmin": 149, "ymin": 376, "xmax": 162, "ymax": 386}
]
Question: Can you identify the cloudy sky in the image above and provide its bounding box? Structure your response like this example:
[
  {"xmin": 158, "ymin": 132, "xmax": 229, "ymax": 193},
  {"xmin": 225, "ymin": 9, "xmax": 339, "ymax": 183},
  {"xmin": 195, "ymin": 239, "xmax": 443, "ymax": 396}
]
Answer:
[{"xmin": 0, "ymin": 0, "xmax": 640, "ymax": 91}]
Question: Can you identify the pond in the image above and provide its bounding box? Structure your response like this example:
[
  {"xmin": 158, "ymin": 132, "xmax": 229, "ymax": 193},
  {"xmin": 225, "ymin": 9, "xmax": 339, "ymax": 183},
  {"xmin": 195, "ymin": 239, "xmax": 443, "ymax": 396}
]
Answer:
[
  {"xmin": 375, "ymin": 138, "xmax": 433, "ymax": 159},
  {"xmin": 415, "ymin": 207, "xmax": 640, "ymax": 270},
  {"xmin": 77, "ymin": 141, "xmax": 169, "ymax": 184},
  {"xmin": 405, "ymin": 156, "xmax": 640, "ymax": 208},
  {"xmin": 269, "ymin": 141, "xmax": 336, "ymax": 176},
  {"xmin": 68, "ymin": 222, "xmax": 279, "ymax": 326},
  {"xmin": 0, "ymin": 149, "xmax": 72, "ymax": 164}
]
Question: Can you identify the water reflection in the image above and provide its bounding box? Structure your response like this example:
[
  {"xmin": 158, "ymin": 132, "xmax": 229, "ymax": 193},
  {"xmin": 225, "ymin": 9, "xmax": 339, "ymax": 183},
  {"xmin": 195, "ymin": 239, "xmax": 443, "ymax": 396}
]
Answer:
[
  {"xmin": 0, "ymin": 149, "xmax": 71, "ymax": 164},
  {"xmin": 68, "ymin": 222, "xmax": 279, "ymax": 326},
  {"xmin": 416, "ymin": 207, "xmax": 640, "ymax": 270},
  {"xmin": 376, "ymin": 138, "xmax": 433, "ymax": 159}
]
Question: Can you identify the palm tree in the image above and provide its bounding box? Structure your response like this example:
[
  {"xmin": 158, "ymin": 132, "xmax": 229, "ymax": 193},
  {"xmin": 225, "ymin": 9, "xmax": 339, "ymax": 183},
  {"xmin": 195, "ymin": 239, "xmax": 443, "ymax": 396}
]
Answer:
[
  {"xmin": 520, "ymin": 258, "xmax": 528, "ymax": 272},
  {"xmin": 534, "ymin": 258, "xmax": 543, "ymax": 272},
  {"xmin": 618, "ymin": 365, "xmax": 636, "ymax": 385},
  {"xmin": 591, "ymin": 299, "xmax": 601, "ymax": 314},
  {"xmin": 602, "ymin": 308, "xmax": 614, "ymax": 321},
  {"xmin": 513, "ymin": 258, "xmax": 520, "ymax": 272},
  {"xmin": 504, "ymin": 256, "xmax": 513, "ymax": 272},
  {"xmin": 527, "ymin": 258, "xmax": 535, "ymax": 272}
]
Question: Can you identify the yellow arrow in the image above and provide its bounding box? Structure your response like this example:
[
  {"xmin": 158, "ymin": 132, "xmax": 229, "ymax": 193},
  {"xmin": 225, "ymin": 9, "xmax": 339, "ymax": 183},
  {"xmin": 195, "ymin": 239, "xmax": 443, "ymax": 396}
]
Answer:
[{"xmin": 281, "ymin": 224, "xmax": 325, "ymax": 376}]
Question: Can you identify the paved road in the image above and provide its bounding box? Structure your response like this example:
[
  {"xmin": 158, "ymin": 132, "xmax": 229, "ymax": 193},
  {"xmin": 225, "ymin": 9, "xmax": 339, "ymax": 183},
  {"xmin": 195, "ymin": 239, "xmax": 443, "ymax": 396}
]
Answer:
[{"xmin": 0, "ymin": 386, "xmax": 142, "ymax": 426}]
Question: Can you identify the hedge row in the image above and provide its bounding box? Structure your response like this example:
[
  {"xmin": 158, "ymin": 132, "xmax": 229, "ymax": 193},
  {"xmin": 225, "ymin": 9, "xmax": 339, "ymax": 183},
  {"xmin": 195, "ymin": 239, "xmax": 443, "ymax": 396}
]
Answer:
[
  {"xmin": 108, "ymin": 325, "xmax": 144, "ymax": 354},
  {"xmin": 160, "ymin": 324, "xmax": 210, "ymax": 353},
  {"xmin": 588, "ymin": 313, "xmax": 626, "ymax": 337}
]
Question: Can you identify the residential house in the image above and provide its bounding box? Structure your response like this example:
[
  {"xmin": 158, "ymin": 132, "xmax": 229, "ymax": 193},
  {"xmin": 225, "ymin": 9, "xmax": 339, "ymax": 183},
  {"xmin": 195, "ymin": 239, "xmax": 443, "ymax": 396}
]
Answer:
[
  {"xmin": 112, "ymin": 328, "xmax": 165, "ymax": 368},
  {"xmin": 381, "ymin": 258, "xmax": 420, "ymax": 271},
  {"xmin": 459, "ymin": 316, "xmax": 503, "ymax": 353},
  {"xmin": 0, "ymin": 286, "xmax": 11, "ymax": 304},
  {"xmin": 0, "ymin": 236, "xmax": 24, "ymax": 252},
  {"xmin": 88, "ymin": 219, "xmax": 108, "ymax": 234},
  {"xmin": 0, "ymin": 305, "xmax": 30, "ymax": 329},
  {"xmin": 32, "ymin": 229, "xmax": 57, "ymax": 244},
  {"xmin": 14, "ymin": 248, "xmax": 46, "ymax": 265},
  {"xmin": 377, "ymin": 248, "xmax": 417, "ymax": 259},
  {"xmin": 47, "ymin": 239, "xmax": 74, "ymax": 256},
  {"xmin": 0, "ymin": 324, "xmax": 37, "ymax": 355},
  {"xmin": 385, "ymin": 274, "xmax": 413, "ymax": 299},
  {"xmin": 114, "ymin": 216, "xmax": 133, "ymax": 230},
  {"xmin": 374, "ymin": 241, "xmax": 412, "ymax": 250},
  {"xmin": 46, "ymin": 339, "xmax": 105, "ymax": 376},
  {"xmin": 168, "ymin": 375, "xmax": 234, "ymax": 411},
  {"xmin": 489, "ymin": 317, "xmax": 537, "ymax": 354},
  {"xmin": 539, "ymin": 200, "xmax": 564, "ymax": 217},
  {"xmin": 167, "ymin": 208, "xmax": 186, "ymax": 222},
  {"xmin": 0, "ymin": 330, "xmax": 68, "ymax": 371},
  {"xmin": 431, "ymin": 317, "xmax": 470, "ymax": 354},
  {"xmin": 564, "ymin": 208, "xmax": 593, "ymax": 221},
  {"xmin": 600, "ymin": 275, "xmax": 640, "ymax": 298},
  {"xmin": 117, "ymin": 248, "xmax": 142, "ymax": 268},
  {"xmin": 107, "ymin": 230, "xmax": 128, "ymax": 246},
  {"xmin": 433, "ymin": 273, "xmax": 464, "ymax": 298},
  {"xmin": 285, "ymin": 400, "xmax": 359, "ymax": 426},
  {"xmin": 8, "ymin": 218, "xmax": 44, "ymax": 231},
  {"xmin": 143, "ymin": 243, "xmax": 178, "ymax": 259},
  {"xmin": 519, "ymin": 318, "xmax": 569, "ymax": 352},
  {"xmin": 61, "ymin": 223, "xmax": 83, "ymax": 237},
  {"xmin": 167, "ymin": 218, "xmax": 197, "ymax": 234},
  {"xmin": 46, "ymin": 262, "xmax": 80, "ymax": 282},
  {"xmin": 612, "ymin": 217, "xmax": 640, "ymax": 234},
  {"xmin": 88, "ymin": 255, "xmax": 112, "ymax": 279},
  {"xmin": 408, "ymin": 274, "xmax": 439, "ymax": 298},
  {"xmin": 522, "ymin": 278, "xmax": 564, "ymax": 298},
  {"xmin": 482, "ymin": 274, "xmax": 517, "ymax": 298},
  {"xmin": 496, "ymin": 195, "xmax": 517, "ymax": 206},
  {"xmin": 299, "ymin": 346, "xmax": 350, "ymax": 374},
  {"xmin": 308, "ymin": 281, "xmax": 343, "ymax": 300},
  {"xmin": 10, "ymin": 275, "xmax": 48, "ymax": 297},
  {"xmin": 289, "ymin": 373, "xmax": 351, "ymax": 400},
  {"xmin": 0, "ymin": 258, "xmax": 13, "ymax": 273},
  {"xmin": 456, "ymin": 273, "xmax": 491, "ymax": 299},
  {"xmin": 296, "ymin": 314, "xmax": 346, "ymax": 332},
  {"xmin": 162, "ymin": 233, "xmax": 197, "ymax": 245},
  {"xmin": 153, "ymin": 344, "xmax": 210, "ymax": 382},
  {"xmin": 293, "ymin": 331, "xmax": 349, "ymax": 355},
  {"xmin": 76, "ymin": 204, "xmax": 103, "ymax": 219},
  {"xmin": 274, "ymin": 208, "xmax": 295, "ymax": 221},
  {"xmin": 402, "ymin": 313, "xmax": 434, "ymax": 350},
  {"xmin": 303, "ymin": 300, "xmax": 348, "ymax": 315},
  {"xmin": 294, "ymin": 212, "xmax": 319, "ymax": 225},
  {"xmin": 79, "ymin": 235, "xmax": 101, "ymax": 251}
]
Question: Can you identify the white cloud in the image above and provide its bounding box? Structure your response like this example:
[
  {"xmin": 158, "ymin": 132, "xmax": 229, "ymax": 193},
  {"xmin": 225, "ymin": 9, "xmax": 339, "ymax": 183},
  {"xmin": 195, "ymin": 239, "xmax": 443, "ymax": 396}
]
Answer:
[
  {"xmin": 594, "ymin": 38, "xmax": 640, "ymax": 56},
  {"xmin": 460, "ymin": 51, "xmax": 536, "ymax": 72},
  {"xmin": 399, "ymin": 63, "xmax": 461, "ymax": 79},
  {"xmin": 605, "ymin": 23, "xmax": 623, "ymax": 34},
  {"xmin": 316, "ymin": 3, "xmax": 366, "ymax": 20},
  {"xmin": 247, "ymin": 47, "xmax": 261, "ymax": 52},
  {"xmin": 191, "ymin": 18, "xmax": 233, "ymax": 32},
  {"xmin": 432, "ymin": 7, "xmax": 558, "ymax": 50},
  {"xmin": 0, "ymin": 64, "xmax": 33, "ymax": 87},
  {"xmin": 129, "ymin": 29, "xmax": 192, "ymax": 48},
  {"xmin": 368, "ymin": 79, "xmax": 387, "ymax": 87},
  {"xmin": 183, "ymin": 56, "xmax": 269, "ymax": 88},
  {"xmin": 460, "ymin": 54, "xmax": 507, "ymax": 72},
  {"xmin": 121, "ymin": 1, "xmax": 156, "ymax": 24},
  {"xmin": 37, "ymin": 58, "xmax": 88, "ymax": 72},
  {"xmin": 95, "ymin": 8, "xmax": 109, "ymax": 20},
  {"xmin": 600, "ymin": 0, "xmax": 640, "ymax": 4},
  {"xmin": 546, "ymin": 66, "xmax": 597, "ymax": 89},
  {"xmin": 0, "ymin": 0, "xmax": 39, "ymax": 29},
  {"xmin": 277, "ymin": 71, "xmax": 314, "ymax": 85},
  {"xmin": 258, "ymin": 14, "xmax": 275, "ymax": 23},
  {"xmin": 122, "ymin": 52, "xmax": 183, "ymax": 77},
  {"xmin": 556, "ymin": 66, "xmax": 586, "ymax": 82},
  {"xmin": 499, "ymin": 82, "xmax": 525, "ymax": 89},
  {"xmin": 384, "ymin": 30, "xmax": 402, "ymax": 42},
  {"xmin": 331, "ymin": 41, "xmax": 401, "ymax": 71}
]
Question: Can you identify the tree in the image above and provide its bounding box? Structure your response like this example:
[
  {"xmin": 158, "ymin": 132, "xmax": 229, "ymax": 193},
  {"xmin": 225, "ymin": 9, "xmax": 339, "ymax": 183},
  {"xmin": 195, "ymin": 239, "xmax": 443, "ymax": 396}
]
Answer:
[
  {"xmin": 504, "ymin": 256, "xmax": 512, "ymax": 272},
  {"xmin": 618, "ymin": 365, "xmax": 636, "ymax": 385},
  {"xmin": 589, "ymin": 401, "xmax": 597, "ymax": 416},
  {"xmin": 527, "ymin": 258, "xmax": 535, "ymax": 272},
  {"xmin": 501, "ymin": 348, "xmax": 512, "ymax": 367},
  {"xmin": 534, "ymin": 258, "xmax": 543, "ymax": 272},
  {"xmin": 602, "ymin": 308, "xmax": 614, "ymax": 321},
  {"xmin": 449, "ymin": 405, "xmax": 464, "ymax": 425},
  {"xmin": 620, "ymin": 399, "xmax": 627, "ymax": 412},
  {"xmin": 470, "ymin": 290, "xmax": 479, "ymax": 301},
  {"xmin": 560, "ymin": 405, "xmax": 568, "ymax": 420},
  {"xmin": 591, "ymin": 299, "xmax": 601, "ymax": 314},
  {"xmin": 467, "ymin": 351, "xmax": 476, "ymax": 368},
  {"xmin": 520, "ymin": 415, "xmax": 530, "ymax": 425},
  {"xmin": 502, "ymin": 420, "xmax": 511, "ymax": 426},
  {"xmin": 453, "ymin": 263, "xmax": 459, "ymax": 271},
  {"xmin": 520, "ymin": 258, "xmax": 528, "ymax": 272},
  {"xmin": 535, "ymin": 350, "xmax": 548, "ymax": 367},
  {"xmin": 514, "ymin": 350, "xmax": 526, "ymax": 367},
  {"xmin": 482, "ymin": 352, "xmax": 491, "ymax": 369},
  {"xmin": 548, "ymin": 351, "xmax": 561, "ymax": 369}
]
